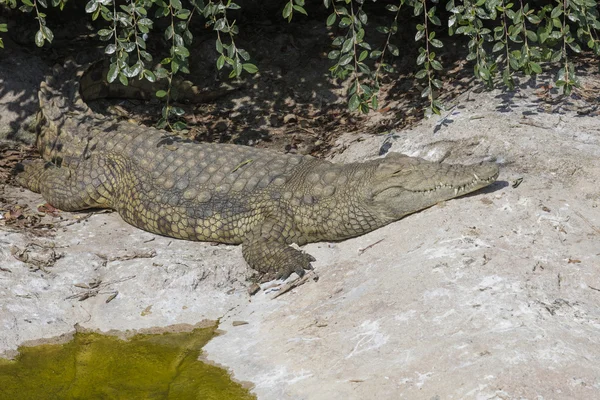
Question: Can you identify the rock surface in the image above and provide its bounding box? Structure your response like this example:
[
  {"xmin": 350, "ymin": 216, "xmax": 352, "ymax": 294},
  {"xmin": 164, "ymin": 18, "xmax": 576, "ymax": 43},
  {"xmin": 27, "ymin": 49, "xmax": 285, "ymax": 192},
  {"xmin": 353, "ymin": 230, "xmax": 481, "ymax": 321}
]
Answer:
[{"xmin": 2, "ymin": 70, "xmax": 600, "ymax": 400}]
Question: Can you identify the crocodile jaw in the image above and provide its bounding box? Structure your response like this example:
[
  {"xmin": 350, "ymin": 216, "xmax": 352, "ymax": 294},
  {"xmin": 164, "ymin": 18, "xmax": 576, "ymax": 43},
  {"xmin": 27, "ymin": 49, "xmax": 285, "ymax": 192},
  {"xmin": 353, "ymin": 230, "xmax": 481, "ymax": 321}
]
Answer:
[{"xmin": 369, "ymin": 154, "xmax": 499, "ymax": 220}]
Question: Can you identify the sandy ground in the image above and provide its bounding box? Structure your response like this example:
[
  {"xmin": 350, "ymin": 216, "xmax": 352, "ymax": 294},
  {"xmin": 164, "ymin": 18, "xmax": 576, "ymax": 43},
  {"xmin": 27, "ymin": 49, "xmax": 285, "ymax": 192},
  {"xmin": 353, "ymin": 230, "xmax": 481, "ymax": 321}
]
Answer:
[{"xmin": 1, "ymin": 51, "xmax": 600, "ymax": 398}]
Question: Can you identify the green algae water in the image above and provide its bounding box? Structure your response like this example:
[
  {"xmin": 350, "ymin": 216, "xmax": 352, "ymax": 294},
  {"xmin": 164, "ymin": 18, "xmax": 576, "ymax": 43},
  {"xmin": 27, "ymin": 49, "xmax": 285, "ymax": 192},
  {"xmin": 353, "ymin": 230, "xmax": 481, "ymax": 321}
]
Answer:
[{"xmin": 0, "ymin": 325, "xmax": 255, "ymax": 400}]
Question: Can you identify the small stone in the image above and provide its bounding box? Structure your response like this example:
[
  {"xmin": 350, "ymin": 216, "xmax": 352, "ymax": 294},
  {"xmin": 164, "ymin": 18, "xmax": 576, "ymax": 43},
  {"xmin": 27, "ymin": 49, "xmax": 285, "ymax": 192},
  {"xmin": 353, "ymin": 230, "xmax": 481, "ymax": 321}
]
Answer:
[
  {"xmin": 283, "ymin": 114, "xmax": 297, "ymax": 124},
  {"xmin": 248, "ymin": 283, "xmax": 261, "ymax": 295},
  {"xmin": 269, "ymin": 114, "xmax": 282, "ymax": 127},
  {"xmin": 214, "ymin": 121, "xmax": 228, "ymax": 132}
]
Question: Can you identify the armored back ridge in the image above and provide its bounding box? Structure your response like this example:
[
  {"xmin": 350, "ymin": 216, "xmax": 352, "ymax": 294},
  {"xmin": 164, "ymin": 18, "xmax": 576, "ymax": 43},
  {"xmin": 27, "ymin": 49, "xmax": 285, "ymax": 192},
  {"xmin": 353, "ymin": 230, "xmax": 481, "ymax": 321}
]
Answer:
[{"xmin": 15, "ymin": 60, "xmax": 499, "ymax": 282}]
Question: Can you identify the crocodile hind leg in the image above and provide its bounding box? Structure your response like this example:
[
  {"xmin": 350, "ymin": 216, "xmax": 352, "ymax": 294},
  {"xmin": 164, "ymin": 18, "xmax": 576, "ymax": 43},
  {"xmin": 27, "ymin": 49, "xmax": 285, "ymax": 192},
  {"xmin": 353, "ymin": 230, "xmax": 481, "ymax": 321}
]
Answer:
[
  {"xmin": 13, "ymin": 157, "xmax": 117, "ymax": 211},
  {"xmin": 242, "ymin": 215, "xmax": 315, "ymax": 282}
]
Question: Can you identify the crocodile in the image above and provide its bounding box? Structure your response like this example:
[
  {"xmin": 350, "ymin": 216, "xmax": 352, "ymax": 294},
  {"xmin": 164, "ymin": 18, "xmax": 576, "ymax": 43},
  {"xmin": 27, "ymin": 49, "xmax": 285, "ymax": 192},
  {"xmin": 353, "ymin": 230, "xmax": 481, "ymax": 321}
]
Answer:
[{"xmin": 14, "ymin": 60, "xmax": 499, "ymax": 281}]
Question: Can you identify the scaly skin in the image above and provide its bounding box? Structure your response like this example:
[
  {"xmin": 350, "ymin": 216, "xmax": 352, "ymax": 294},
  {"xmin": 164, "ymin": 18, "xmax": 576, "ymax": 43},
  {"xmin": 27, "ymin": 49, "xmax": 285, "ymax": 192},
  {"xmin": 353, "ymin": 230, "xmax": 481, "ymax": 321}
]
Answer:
[{"xmin": 14, "ymin": 60, "xmax": 499, "ymax": 281}]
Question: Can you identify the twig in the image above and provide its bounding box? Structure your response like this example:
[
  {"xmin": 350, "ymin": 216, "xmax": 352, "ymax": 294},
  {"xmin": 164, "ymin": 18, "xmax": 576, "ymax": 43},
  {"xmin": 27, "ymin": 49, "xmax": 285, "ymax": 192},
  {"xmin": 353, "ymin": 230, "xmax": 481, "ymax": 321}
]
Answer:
[
  {"xmin": 272, "ymin": 270, "xmax": 319, "ymax": 299},
  {"xmin": 358, "ymin": 238, "xmax": 385, "ymax": 255},
  {"xmin": 573, "ymin": 209, "xmax": 600, "ymax": 235}
]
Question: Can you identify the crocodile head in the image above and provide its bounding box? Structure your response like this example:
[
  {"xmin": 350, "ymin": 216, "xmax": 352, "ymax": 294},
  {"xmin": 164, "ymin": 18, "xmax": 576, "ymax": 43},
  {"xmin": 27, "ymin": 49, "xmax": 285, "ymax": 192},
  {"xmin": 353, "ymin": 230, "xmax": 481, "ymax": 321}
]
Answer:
[{"xmin": 368, "ymin": 152, "xmax": 499, "ymax": 221}]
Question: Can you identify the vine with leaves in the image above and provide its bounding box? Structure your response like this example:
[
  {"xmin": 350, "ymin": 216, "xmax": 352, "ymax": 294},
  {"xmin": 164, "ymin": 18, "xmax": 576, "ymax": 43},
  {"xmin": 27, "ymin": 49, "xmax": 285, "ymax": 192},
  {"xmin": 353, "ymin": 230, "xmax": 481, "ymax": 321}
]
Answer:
[{"xmin": 0, "ymin": 0, "xmax": 598, "ymax": 122}]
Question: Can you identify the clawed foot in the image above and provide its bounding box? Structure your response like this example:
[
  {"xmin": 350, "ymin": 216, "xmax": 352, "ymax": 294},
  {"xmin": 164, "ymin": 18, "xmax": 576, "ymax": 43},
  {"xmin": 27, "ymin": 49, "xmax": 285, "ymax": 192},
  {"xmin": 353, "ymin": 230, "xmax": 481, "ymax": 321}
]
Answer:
[
  {"xmin": 243, "ymin": 241, "xmax": 316, "ymax": 283},
  {"xmin": 263, "ymin": 251, "xmax": 315, "ymax": 283}
]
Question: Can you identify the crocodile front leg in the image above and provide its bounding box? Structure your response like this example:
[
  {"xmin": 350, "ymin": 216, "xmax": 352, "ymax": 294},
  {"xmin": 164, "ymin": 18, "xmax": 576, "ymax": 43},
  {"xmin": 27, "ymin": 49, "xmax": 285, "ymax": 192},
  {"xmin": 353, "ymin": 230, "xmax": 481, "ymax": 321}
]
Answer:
[{"xmin": 242, "ymin": 214, "xmax": 315, "ymax": 282}]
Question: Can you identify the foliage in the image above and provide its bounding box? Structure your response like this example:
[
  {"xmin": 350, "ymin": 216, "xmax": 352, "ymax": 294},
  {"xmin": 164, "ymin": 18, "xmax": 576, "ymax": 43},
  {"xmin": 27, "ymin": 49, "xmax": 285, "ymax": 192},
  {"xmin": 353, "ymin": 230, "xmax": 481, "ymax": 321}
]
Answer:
[{"xmin": 0, "ymin": 0, "xmax": 598, "ymax": 122}]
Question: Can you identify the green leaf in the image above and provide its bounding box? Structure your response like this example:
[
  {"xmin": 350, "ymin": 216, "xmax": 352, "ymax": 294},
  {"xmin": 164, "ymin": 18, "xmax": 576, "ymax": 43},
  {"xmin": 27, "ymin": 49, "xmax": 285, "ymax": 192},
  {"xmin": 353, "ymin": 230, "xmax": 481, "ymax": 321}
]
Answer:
[
  {"xmin": 371, "ymin": 95, "xmax": 378, "ymax": 110},
  {"xmin": 357, "ymin": 62, "xmax": 370, "ymax": 74},
  {"xmin": 509, "ymin": 56, "xmax": 520, "ymax": 70},
  {"xmin": 529, "ymin": 62, "xmax": 542, "ymax": 74},
  {"xmin": 567, "ymin": 42, "xmax": 582, "ymax": 53},
  {"xmin": 430, "ymin": 60, "xmax": 443, "ymax": 70},
  {"xmin": 171, "ymin": 0, "xmax": 182, "ymax": 9},
  {"xmin": 358, "ymin": 50, "xmax": 368, "ymax": 62},
  {"xmin": 430, "ymin": 39, "xmax": 443, "ymax": 48},
  {"xmin": 478, "ymin": 65, "xmax": 490, "ymax": 80},
  {"xmin": 526, "ymin": 30, "xmax": 537, "ymax": 42},
  {"xmin": 22, "ymin": 0, "xmax": 34, "ymax": 6},
  {"xmin": 156, "ymin": 118, "xmax": 168, "ymax": 130},
  {"xmin": 35, "ymin": 30, "xmax": 44, "ymax": 47},
  {"xmin": 155, "ymin": 67, "xmax": 168, "ymax": 79},
  {"xmin": 421, "ymin": 85, "xmax": 431, "ymax": 99},
  {"xmin": 0, "ymin": 24, "xmax": 7, "ymax": 33},
  {"xmin": 173, "ymin": 121, "xmax": 187, "ymax": 131},
  {"xmin": 122, "ymin": 42, "xmax": 135, "ymax": 52},
  {"xmin": 292, "ymin": 5, "xmax": 307, "ymax": 16},
  {"xmin": 492, "ymin": 42, "xmax": 504, "ymax": 52},
  {"xmin": 41, "ymin": 26, "xmax": 54, "ymax": 43},
  {"xmin": 118, "ymin": 73, "xmax": 128, "ymax": 86},
  {"xmin": 339, "ymin": 54, "xmax": 353, "ymax": 66},
  {"xmin": 105, "ymin": 43, "xmax": 116, "ymax": 54},
  {"xmin": 144, "ymin": 70, "xmax": 156, "ymax": 82},
  {"xmin": 332, "ymin": 36, "xmax": 343, "ymax": 47},
  {"xmin": 238, "ymin": 49, "xmax": 251, "ymax": 61},
  {"xmin": 165, "ymin": 25, "xmax": 174, "ymax": 40},
  {"xmin": 242, "ymin": 63, "xmax": 258, "ymax": 73},
  {"xmin": 369, "ymin": 50, "xmax": 382, "ymax": 59},
  {"xmin": 174, "ymin": 45, "xmax": 190, "ymax": 57},
  {"xmin": 214, "ymin": 18, "xmax": 226, "ymax": 31},
  {"xmin": 386, "ymin": 4, "xmax": 398, "ymax": 12},
  {"xmin": 156, "ymin": 90, "xmax": 168, "ymax": 98},
  {"xmin": 85, "ymin": 0, "xmax": 98, "ymax": 13},
  {"xmin": 388, "ymin": 43, "xmax": 399, "ymax": 56},
  {"xmin": 98, "ymin": 27, "xmax": 113, "ymax": 37},
  {"xmin": 326, "ymin": 13, "xmax": 336, "ymax": 26},
  {"xmin": 216, "ymin": 54, "xmax": 225, "ymax": 70},
  {"xmin": 429, "ymin": 15, "xmax": 441, "ymax": 26},
  {"xmin": 283, "ymin": 2, "xmax": 293, "ymax": 20},
  {"xmin": 341, "ymin": 38, "xmax": 353, "ymax": 53},
  {"xmin": 140, "ymin": 51, "xmax": 152, "ymax": 62},
  {"xmin": 348, "ymin": 93, "xmax": 360, "ymax": 111},
  {"xmin": 107, "ymin": 64, "xmax": 119, "ymax": 83},
  {"xmin": 415, "ymin": 69, "xmax": 427, "ymax": 79},
  {"xmin": 328, "ymin": 50, "xmax": 340, "ymax": 59},
  {"xmin": 176, "ymin": 9, "xmax": 191, "ymax": 19},
  {"xmin": 550, "ymin": 6, "xmax": 562, "ymax": 19},
  {"xmin": 235, "ymin": 59, "xmax": 242, "ymax": 77},
  {"xmin": 502, "ymin": 68, "xmax": 515, "ymax": 90},
  {"xmin": 139, "ymin": 18, "xmax": 153, "ymax": 27},
  {"xmin": 339, "ymin": 17, "xmax": 351, "ymax": 28},
  {"xmin": 587, "ymin": 39, "xmax": 596, "ymax": 50},
  {"xmin": 358, "ymin": 10, "xmax": 367, "ymax": 25}
]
